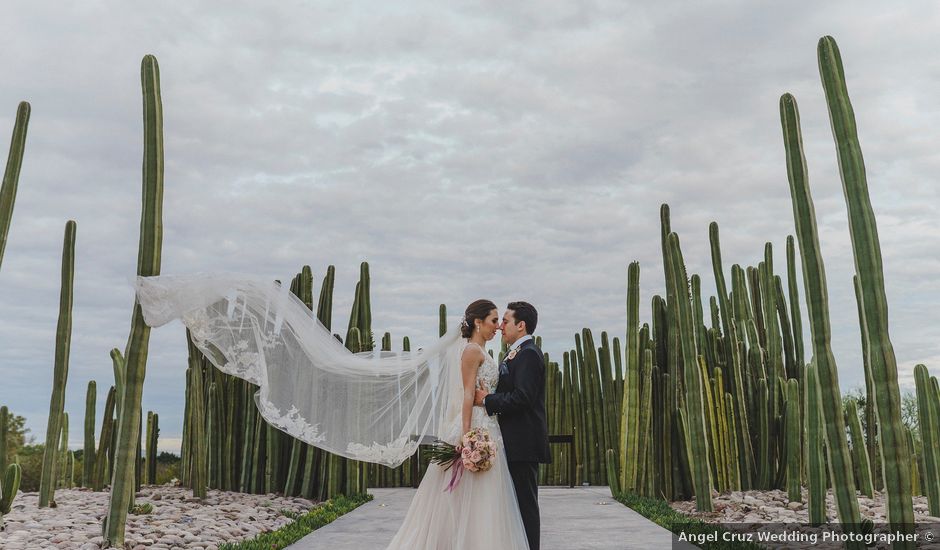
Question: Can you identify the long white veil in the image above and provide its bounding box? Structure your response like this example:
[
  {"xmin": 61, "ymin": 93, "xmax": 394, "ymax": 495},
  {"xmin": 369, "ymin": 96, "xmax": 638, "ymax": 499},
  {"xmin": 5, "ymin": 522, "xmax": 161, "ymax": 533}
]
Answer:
[{"xmin": 135, "ymin": 273, "xmax": 468, "ymax": 467}]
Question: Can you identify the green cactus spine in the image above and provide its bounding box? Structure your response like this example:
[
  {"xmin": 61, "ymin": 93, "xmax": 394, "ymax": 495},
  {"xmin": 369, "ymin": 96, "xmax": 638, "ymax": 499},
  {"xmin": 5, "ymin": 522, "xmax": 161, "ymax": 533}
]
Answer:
[
  {"xmin": 104, "ymin": 54, "xmax": 165, "ymax": 546},
  {"xmin": 780, "ymin": 91, "xmax": 863, "ymax": 541},
  {"xmin": 39, "ymin": 220, "xmax": 76, "ymax": 508},
  {"xmin": 914, "ymin": 364, "xmax": 940, "ymax": 515},
  {"xmin": 0, "ymin": 101, "xmax": 30, "ymax": 273},
  {"xmin": 818, "ymin": 36, "xmax": 914, "ymax": 537}
]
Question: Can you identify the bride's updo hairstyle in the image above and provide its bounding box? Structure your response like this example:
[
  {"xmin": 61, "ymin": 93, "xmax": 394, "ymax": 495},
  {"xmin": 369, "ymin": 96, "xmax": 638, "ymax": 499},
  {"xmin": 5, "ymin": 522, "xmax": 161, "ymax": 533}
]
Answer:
[{"xmin": 461, "ymin": 299, "xmax": 497, "ymax": 338}]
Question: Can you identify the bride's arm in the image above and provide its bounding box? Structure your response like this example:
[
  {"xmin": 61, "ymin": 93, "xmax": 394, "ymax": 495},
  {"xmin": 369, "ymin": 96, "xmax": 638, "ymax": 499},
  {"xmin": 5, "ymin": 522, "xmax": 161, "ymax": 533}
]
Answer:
[{"xmin": 460, "ymin": 345, "xmax": 484, "ymax": 436}]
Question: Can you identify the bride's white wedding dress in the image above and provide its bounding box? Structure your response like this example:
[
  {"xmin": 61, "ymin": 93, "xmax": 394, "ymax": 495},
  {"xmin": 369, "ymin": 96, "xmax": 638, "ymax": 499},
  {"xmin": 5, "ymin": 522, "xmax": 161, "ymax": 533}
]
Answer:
[
  {"xmin": 131, "ymin": 274, "xmax": 529, "ymax": 549},
  {"xmin": 386, "ymin": 342, "xmax": 530, "ymax": 550}
]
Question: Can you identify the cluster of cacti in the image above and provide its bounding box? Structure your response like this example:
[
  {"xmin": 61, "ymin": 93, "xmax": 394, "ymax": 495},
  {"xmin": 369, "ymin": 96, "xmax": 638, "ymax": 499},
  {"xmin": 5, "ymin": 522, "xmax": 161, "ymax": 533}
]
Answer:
[
  {"xmin": 5, "ymin": 39, "xmax": 934, "ymax": 550},
  {"xmin": 104, "ymin": 53, "xmax": 164, "ymax": 548},
  {"xmin": 179, "ymin": 260, "xmax": 378, "ymax": 501},
  {"xmin": 38, "ymin": 220, "xmax": 76, "ymax": 508}
]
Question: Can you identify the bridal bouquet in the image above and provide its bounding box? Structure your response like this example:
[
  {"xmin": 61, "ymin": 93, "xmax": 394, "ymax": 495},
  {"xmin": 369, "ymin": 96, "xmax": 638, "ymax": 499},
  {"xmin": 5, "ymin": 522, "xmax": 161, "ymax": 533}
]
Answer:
[{"xmin": 426, "ymin": 427, "xmax": 497, "ymax": 491}]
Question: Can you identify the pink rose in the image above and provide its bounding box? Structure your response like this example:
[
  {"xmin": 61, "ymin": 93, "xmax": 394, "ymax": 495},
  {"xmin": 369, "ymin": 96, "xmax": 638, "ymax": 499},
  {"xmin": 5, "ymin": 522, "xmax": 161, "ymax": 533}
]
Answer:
[{"xmin": 470, "ymin": 450, "xmax": 482, "ymax": 462}]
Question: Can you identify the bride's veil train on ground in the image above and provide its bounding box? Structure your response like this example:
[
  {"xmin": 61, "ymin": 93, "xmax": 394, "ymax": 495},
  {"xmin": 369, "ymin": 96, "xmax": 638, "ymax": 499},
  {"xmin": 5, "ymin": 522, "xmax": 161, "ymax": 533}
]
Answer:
[{"xmin": 134, "ymin": 272, "xmax": 467, "ymax": 467}]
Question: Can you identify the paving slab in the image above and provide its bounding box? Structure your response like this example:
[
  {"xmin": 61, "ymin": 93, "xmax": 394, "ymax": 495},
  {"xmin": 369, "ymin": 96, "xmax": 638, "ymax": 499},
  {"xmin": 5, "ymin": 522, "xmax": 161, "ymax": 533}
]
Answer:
[{"xmin": 288, "ymin": 486, "xmax": 699, "ymax": 550}]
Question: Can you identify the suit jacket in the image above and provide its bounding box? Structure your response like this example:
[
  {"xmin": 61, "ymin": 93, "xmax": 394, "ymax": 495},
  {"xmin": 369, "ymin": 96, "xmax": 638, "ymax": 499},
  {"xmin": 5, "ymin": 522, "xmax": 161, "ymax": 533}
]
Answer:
[{"xmin": 483, "ymin": 338, "xmax": 551, "ymax": 463}]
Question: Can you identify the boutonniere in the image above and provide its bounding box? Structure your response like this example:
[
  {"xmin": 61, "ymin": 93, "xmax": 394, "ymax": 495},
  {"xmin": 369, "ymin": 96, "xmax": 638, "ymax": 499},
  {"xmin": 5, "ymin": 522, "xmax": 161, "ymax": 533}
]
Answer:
[{"xmin": 505, "ymin": 348, "xmax": 520, "ymax": 362}]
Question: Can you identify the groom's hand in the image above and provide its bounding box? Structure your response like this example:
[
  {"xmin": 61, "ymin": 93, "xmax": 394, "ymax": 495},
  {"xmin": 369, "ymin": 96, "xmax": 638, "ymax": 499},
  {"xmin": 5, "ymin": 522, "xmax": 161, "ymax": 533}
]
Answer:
[{"xmin": 473, "ymin": 388, "xmax": 488, "ymax": 406}]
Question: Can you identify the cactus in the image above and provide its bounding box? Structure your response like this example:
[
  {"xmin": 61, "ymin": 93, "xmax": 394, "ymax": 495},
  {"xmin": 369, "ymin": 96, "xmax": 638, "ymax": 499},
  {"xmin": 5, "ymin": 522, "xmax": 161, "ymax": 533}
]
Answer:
[
  {"xmin": 145, "ymin": 412, "xmax": 158, "ymax": 485},
  {"xmin": 804, "ymin": 362, "xmax": 827, "ymax": 524},
  {"xmin": 0, "ymin": 101, "xmax": 30, "ymax": 273},
  {"xmin": 39, "ymin": 220, "xmax": 76, "ymax": 508},
  {"xmin": 439, "ymin": 304, "xmax": 447, "ymax": 337},
  {"xmin": 1, "ymin": 462, "xmax": 22, "ymax": 529},
  {"xmin": 58, "ymin": 412, "xmax": 69, "ymax": 489},
  {"xmin": 620, "ymin": 261, "xmax": 641, "ymax": 492},
  {"xmin": 780, "ymin": 90, "xmax": 863, "ymax": 541},
  {"xmin": 914, "ymin": 364, "xmax": 940, "ymax": 515},
  {"xmin": 709, "ymin": 222, "xmax": 754, "ymax": 489},
  {"xmin": 845, "ymin": 399, "xmax": 874, "ymax": 498},
  {"xmin": 852, "ymin": 276, "xmax": 881, "ymax": 490},
  {"xmin": 93, "ymin": 386, "xmax": 117, "ymax": 491},
  {"xmin": 104, "ymin": 54, "xmax": 164, "ymax": 547},
  {"xmin": 784, "ymin": 379, "xmax": 801, "ymax": 501},
  {"xmin": 605, "ymin": 448, "xmax": 620, "ymax": 497},
  {"xmin": 0, "ymin": 406, "xmax": 8, "ymax": 473},
  {"xmin": 818, "ymin": 35, "xmax": 914, "ymax": 537},
  {"xmin": 82, "ymin": 381, "xmax": 97, "ymax": 487},
  {"xmin": 665, "ymin": 232, "xmax": 712, "ymax": 511}
]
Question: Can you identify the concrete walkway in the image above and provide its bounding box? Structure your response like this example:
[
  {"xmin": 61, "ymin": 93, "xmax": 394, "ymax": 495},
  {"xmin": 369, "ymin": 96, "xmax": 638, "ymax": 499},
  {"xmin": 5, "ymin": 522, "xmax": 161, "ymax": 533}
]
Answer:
[{"xmin": 287, "ymin": 486, "xmax": 699, "ymax": 550}]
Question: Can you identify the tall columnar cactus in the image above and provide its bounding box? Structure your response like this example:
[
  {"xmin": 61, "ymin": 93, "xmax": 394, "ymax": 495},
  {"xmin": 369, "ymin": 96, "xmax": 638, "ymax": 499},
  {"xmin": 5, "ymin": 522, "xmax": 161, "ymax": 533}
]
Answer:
[
  {"xmin": 914, "ymin": 364, "xmax": 940, "ymax": 515},
  {"xmin": 145, "ymin": 411, "xmax": 159, "ymax": 485},
  {"xmin": 58, "ymin": 412, "xmax": 70, "ymax": 489},
  {"xmin": 845, "ymin": 399, "xmax": 874, "ymax": 498},
  {"xmin": 620, "ymin": 261, "xmax": 640, "ymax": 492},
  {"xmin": 83, "ymin": 381, "xmax": 97, "ymax": 488},
  {"xmin": 39, "ymin": 220, "xmax": 76, "ymax": 508},
  {"xmin": 779, "ymin": 91, "xmax": 862, "ymax": 541},
  {"xmin": 817, "ymin": 35, "xmax": 914, "ymax": 537},
  {"xmin": 0, "ymin": 406, "xmax": 8, "ymax": 473},
  {"xmin": 1, "ymin": 462, "xmax": 22, "ymax": 529},
  {"xmin": 785, "ymin": 379, "xmax": 802, "ymax": 502},
  {"xmin": 804, "ymin": 362, "xmax": 827, "ymax": 525},
  {"xmin": 853, "ymin": 275, "xmax": 881, "ymax": 490},
  {"xmin": 0, "ymin": 101, "xmax": 30, "ymax": 273},
  {"xmin": 785, "ymin": 236, "xmax": 805, "ymax": 369},
  {"xmin": 105, "ymin": 54, "xmax": 164, "ymax": 547},
  {"xmin": 439, "ymin": 304, "xmax": 447, "ymax": 337},
  {"xmin": 93, "ymin": 386, "xmax": 116, "ymax": 491},
  {"xmin": 666, "ymin": 232, "xmax": 712, "ymax": 511}
]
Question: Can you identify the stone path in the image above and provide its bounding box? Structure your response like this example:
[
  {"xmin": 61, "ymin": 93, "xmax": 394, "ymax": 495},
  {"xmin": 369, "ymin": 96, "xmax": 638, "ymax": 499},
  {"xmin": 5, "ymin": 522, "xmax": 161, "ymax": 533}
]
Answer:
[{"xmin": 288, "ymin": 486, "xmax": 698, "ymax": 550}]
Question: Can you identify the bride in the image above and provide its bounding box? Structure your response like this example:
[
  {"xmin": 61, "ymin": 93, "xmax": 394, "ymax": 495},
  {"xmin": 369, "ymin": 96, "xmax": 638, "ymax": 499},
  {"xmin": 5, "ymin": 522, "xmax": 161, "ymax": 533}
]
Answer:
[{"xmin": 134, "ymin": 275, "xmax": 530, "ymax": 549}]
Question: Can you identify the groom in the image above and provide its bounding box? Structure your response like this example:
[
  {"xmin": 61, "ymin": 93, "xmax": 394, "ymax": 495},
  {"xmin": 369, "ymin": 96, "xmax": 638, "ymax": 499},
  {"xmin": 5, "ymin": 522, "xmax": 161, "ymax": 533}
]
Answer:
[{"xmin": 474, "ymin": 301, "xmax": 551, "ymax": 550}]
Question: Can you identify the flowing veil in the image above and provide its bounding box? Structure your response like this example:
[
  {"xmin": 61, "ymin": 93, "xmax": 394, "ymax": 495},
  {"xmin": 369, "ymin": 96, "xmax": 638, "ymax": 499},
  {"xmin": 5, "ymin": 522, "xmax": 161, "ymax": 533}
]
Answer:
[{"xmin": 135, "ymin": 273, "xmax": 468, "ymax": 467}]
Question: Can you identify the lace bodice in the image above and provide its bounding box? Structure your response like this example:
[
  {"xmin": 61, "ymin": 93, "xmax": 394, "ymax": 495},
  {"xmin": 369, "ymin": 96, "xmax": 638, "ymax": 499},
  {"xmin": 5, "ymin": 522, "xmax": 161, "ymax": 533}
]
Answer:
[{"xmin": 473, "ymin": 344, "xmax": 499, "ymax": 393}]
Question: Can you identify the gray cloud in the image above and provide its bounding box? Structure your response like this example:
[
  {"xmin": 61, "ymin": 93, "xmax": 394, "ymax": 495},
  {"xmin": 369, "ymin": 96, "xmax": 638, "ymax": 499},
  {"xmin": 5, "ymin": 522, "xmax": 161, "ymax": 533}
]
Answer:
[{"xmin": 1, "ymin": 1, "xmax": 937, "ymax": 451}]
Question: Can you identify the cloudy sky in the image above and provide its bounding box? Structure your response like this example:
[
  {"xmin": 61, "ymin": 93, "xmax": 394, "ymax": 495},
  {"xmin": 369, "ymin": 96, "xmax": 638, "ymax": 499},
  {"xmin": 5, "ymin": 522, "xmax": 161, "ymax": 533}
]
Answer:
[{"xmin": 1, "ymin": 2, "xmax": 937, "ymax": 452}]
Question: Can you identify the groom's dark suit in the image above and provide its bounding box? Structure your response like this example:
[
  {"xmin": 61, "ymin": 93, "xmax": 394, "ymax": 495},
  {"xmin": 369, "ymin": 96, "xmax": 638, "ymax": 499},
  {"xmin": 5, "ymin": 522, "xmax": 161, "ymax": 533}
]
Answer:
[{"xmin": 483, "ymin": 336, "xmax": 550, "ymax": 550}]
